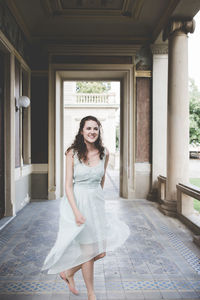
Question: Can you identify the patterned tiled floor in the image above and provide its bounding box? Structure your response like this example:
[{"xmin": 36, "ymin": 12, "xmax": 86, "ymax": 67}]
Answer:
[{"xmin": 0, "ymin": 169, "xmax": 200, "ymax": 300}]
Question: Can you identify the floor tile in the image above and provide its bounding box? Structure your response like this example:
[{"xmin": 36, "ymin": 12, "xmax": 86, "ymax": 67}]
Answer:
[
  {"xmin": 125, "ymin": 291, "xmax": 145, "ymax": 299},
  {"xmin": 0, "ymin": 169, "xmax": 200, "ymax": 300},
  {"xmin": 142, "ymin": 290, "xmax": 163, "ymax": 299},
  {"xmin": 161, "ymin": 290, "xmax": 182, "ymax": 299}
]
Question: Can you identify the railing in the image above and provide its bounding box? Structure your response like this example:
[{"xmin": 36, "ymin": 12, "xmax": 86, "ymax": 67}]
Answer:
[
  {"xmin": 157, "ymin": 175, "xmax": 166, "ymax": 204},
  {"xmin": 64, "ymin": 93, "xmax": 116, "ymax": 104},
  {"xmin": 157, "ymin": 175, "xmax": 200, "ymax": 244}
]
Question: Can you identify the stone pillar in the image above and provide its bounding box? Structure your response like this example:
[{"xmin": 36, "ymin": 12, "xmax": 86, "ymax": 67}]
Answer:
[
  {"xmin": 148, "ymin": 44, "xmax": 168, "ymax": 201},
  {"xmin": 160, "ymin": 20, "xmax": 195, "ymax": 216}
]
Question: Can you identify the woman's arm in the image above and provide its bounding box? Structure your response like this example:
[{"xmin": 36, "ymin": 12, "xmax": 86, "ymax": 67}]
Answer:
[
  {"xmin": 65, "ymin": 149, "xmax": 80, "ymax": 216},
  {"xmin": 101, "ymin": 147, "xmax": 109, "ymax": 189},
  {"xmin": 65, "ymin": 149, "xmax": 86, "ymax": 226}
]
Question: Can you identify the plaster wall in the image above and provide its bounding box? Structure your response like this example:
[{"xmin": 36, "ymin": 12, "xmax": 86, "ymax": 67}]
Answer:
[
  {"xmin": 31, "ymin": 173, "xmax": 48, "ymax": 199},
  {"xmin": 135, "ymin": 163, "xmax": 151, "ymax": 199},
  {"xmin": 15, "ymin": 174, "xmax": 31, "ymax": 213}
]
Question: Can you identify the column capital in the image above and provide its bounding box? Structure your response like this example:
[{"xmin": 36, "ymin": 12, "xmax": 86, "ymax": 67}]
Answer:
[
  {"xmin": 150, "ymin": 44, "xmax": 168, "ymax": 55},
  {"xmin": 163, "ymin": 19, "xmax": 195, "ymax": 41}
]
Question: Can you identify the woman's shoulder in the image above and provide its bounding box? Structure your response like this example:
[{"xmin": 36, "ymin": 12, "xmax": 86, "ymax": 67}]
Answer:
[
  {"xmin": 104, "ymin": 146, "xmax": 109, "ymax": 156},
  {"xmin": 65, "ymin": 148, "xmax": 75, "ymax": 157}
]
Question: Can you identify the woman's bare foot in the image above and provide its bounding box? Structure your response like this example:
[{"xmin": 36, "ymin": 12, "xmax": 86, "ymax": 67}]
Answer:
[
  {"xmin": 88, "ymin": 291, "xmax": 96, "ymax": 300},
  {"xmin": 59, "ymin": 271, "xmax": 79, "ymax": 295}
]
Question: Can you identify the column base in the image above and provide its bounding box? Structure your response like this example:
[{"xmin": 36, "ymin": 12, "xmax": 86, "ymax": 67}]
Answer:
[
  {"xmin": 147, "ymin": 188, "xmax": 158, "ymax": 202},
  {"xmin": 48, "ymin": 187, "xmax": 57, "ymax": 200},
  {"xmin": 193, "ymin": 235, "xmax": 200, "ymax": 248},
  {"xmin": 5, "ymin": 201, "xmax": 14, "ymax": 217},
  {"xmin": 158, "ymin": 200, "xmax": 177, "ymax": 217}
]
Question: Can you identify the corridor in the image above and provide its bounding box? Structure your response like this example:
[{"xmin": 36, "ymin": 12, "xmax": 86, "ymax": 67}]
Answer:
[{"xmin": 0, "ymin": 170, "xmax": 200, "ymax": 300}]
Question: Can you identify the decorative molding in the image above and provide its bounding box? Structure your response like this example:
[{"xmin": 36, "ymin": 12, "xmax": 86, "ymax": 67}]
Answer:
[
  {"xmin": 32, "ymin": 164, "xmax": 48, "ymax": 174},
  {"xmin": 122, "ymin": 0, "xmax": 131, "ymax": 16},
  {"xmin": 163, "ymin": 19, "xmax": 195, "ymax": 41},
  {"xmin": 41, "ymin": 0, "xmax": 146, "ymax": 19},
  {"xmin": 43, "ymin": 0, "xmax": 125, "ymax": 17},
  {"xmin": 0, "ymin": 2, "xmax": 30, "ymax": 64},
  {"xmin": 131, "ymin": 0, "xmax": 145, "ymax": 20},
  {"xmin": 6, "ymin": 0, "xmax": 31, "ymax": 40},
  {"xmin": 15, "ymin": 164, "xmax": 32, "ymax": 180},
  {"xmin": 151, "ymin": 0, "xmax": 180, "ymax": 42},
  {"xmin": 135, "ymin": 46, "xmax": 152, "ymax": 70},
  {"xmin": 135, "ymin": 70, "xmax": 152, "ymax": 78},
  {"xmin": 15, "ymin": 164, "xmax": 48, "ymax": 179},
  {"xmin": 47, "ymin": 44, "xmax": 141, "ymax": 56},
  {"xmin": 33, "ymin": 34, "xmax": 147, "ymax": 44},
  {"xmin": 150, "ymin": 44, "xmax": 168, "ymax": 55},
  {"xmin": 0, "ymin": 31, "xmax": 30, "ymax": 73}
]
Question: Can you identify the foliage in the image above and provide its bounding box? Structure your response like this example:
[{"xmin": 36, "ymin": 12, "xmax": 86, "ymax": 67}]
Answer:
[
  {"xmin": 189, "ymin": 178, "xmax": 200, "ymax": 212},
  {"xmin": 76, "ymin": 81, "xmax": 111, "ymax": 93},
  {"xmin": 116, "ymin": 126, "xmax": 120, "ymax": 151},
  {"xmin": 189, "ymin": 78, "xmax": 200, "ymax": 145}
]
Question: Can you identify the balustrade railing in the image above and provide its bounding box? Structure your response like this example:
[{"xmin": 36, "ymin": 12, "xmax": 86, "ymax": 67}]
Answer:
[
  {"xmin": 157, "ymin": 175, "xmax": 166, "ymax": 204},
  {"xmin": 157, "ymin": 175, "xmax": 200, "ymax": 245},
  {"xmin": 65, "ymin": 93, "xmax": 116, "ymax": 104}
]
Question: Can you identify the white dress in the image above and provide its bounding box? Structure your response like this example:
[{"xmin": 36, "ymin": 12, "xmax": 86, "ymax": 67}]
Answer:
[{"xmin": 41, "ymin": 148, "xmax": 130, "ymax": 274}]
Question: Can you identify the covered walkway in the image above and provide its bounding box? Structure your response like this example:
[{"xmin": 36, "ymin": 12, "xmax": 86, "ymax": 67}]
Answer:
[{"xmin": 0, "ymin": 170, "xmax": 200, "ymax": 300}]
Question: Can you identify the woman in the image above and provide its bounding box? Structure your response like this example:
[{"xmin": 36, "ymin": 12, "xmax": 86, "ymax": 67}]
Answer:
[{"xmin": 41, "ymin": 115, "xmax": 130, "ymax": 300}]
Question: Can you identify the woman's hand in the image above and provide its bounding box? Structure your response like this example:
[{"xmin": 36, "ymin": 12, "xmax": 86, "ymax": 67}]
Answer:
[{"xmin": 74, "ymin": 210, "xmax": 86, "ymax": 226}]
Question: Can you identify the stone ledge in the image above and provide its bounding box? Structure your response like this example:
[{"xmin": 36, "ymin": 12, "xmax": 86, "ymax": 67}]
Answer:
[{"xmin": 193, "ymin": 235, "xmax": 200, "ymax": 248}]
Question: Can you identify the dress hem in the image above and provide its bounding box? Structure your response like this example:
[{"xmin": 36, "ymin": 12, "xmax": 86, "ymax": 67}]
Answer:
[{"xmin": 46, "ymin": 249, "xmax": 107, "ymax": 274}]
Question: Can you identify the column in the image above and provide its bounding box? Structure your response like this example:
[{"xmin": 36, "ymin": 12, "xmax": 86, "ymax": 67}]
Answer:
[
  {"xmin": 148, "ymin": 44, "xmax": 168, "ymax": 201},
  {"xmin": 160, "ymin": 20, "xmax": 195, "ymax": 216}
]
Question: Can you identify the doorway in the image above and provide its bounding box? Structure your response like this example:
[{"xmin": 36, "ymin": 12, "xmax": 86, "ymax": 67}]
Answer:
[
  {"xmin": 48, "ymin": 65, "xmax": 135, "ymax": 200},
  {"xmin": 63, "ymin": 80, "xmax": 120, "ymax": 197}
]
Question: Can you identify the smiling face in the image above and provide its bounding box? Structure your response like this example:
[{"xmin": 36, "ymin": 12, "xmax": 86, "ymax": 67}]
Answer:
[{"xmin": 81, "ymin": 120, "xmax": 100, "ymax": 144}]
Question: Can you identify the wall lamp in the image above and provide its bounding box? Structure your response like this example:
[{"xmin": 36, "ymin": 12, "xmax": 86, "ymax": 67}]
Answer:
[{"xmin": 15, "ymin": 96, "xmax": 31, "ymax": 112}]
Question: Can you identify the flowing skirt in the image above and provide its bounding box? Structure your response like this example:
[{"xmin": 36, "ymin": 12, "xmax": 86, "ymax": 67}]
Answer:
[{"xmin": 41, "ymin": 184, "xmax": 130, "ymax": 274}]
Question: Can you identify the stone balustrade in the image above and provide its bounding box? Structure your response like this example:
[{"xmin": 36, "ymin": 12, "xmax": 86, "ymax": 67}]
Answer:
[
  {"xmin": 157, "ymin": 175, "xmax": 166, "ymax": 205},
  {"xmin": 64, "ymin": 93, "xmax": 116, "ymax": 104},
  {"xmin": 157, "ymin": 175, "xmax": 200, "ymax": 246}
]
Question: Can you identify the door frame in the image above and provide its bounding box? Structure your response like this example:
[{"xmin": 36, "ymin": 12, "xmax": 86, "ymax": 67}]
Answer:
[
  {"xmin": 48, "ymin": 64, "xmax": 136, "ymax": 200},
  {"xmin": 0, "ymin": 40, "xmax": 15, "ymax": 217}
]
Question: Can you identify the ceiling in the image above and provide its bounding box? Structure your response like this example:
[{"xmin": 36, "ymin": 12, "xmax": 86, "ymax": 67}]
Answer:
[{"xmin": 6, "ymin": 0, "xmax": 200, "ymax": 45}]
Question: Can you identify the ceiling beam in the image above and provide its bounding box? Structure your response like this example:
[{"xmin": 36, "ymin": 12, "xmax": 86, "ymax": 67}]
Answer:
[
  {"xmin": 32, "ymin": 34, "xmax": 148, "ymax": 45},
  {"xmin": 151, "ymin": 0, "xmax": 180, "ymax": 43},
  {"xmin": 6, "ymin": 0, "xmax": 32, "ymax": 41},
  {"xmin": 131, "ymin": 0, "xmax": 145, "ymax": 20}
]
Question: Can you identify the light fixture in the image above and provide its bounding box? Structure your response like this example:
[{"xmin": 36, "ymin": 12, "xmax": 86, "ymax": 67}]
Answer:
[{"xmin": 15, "ymin": 96, "xmax": 30, "ymax": 112}]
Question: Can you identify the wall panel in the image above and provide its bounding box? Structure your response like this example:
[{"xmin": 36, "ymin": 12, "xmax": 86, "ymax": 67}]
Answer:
[
  {"xmin": 31, "ymin": 75, "xmax": 48, "ymax": 163},
  {"xmin": 136, "ymin": 77, "xmax": 152, "ymax": 162}
]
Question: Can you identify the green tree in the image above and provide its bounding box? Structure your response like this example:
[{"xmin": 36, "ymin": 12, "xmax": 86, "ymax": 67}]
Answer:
[
  {"xmin": 116, "ymin": 125, "xmax": 120, "ymax": 151},
  {"xmin": 189, "ymin": 78, "xmax": 200, "ymax": 145},
  {"xmin": 76, "ymin": 81, "xmax": 111, "ymax": 93}
]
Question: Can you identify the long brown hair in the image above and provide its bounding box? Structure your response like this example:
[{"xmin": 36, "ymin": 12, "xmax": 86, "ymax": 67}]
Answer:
[{"xmin": 65, "ymin": 115, "xmax": 105, "ymax": 162}]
